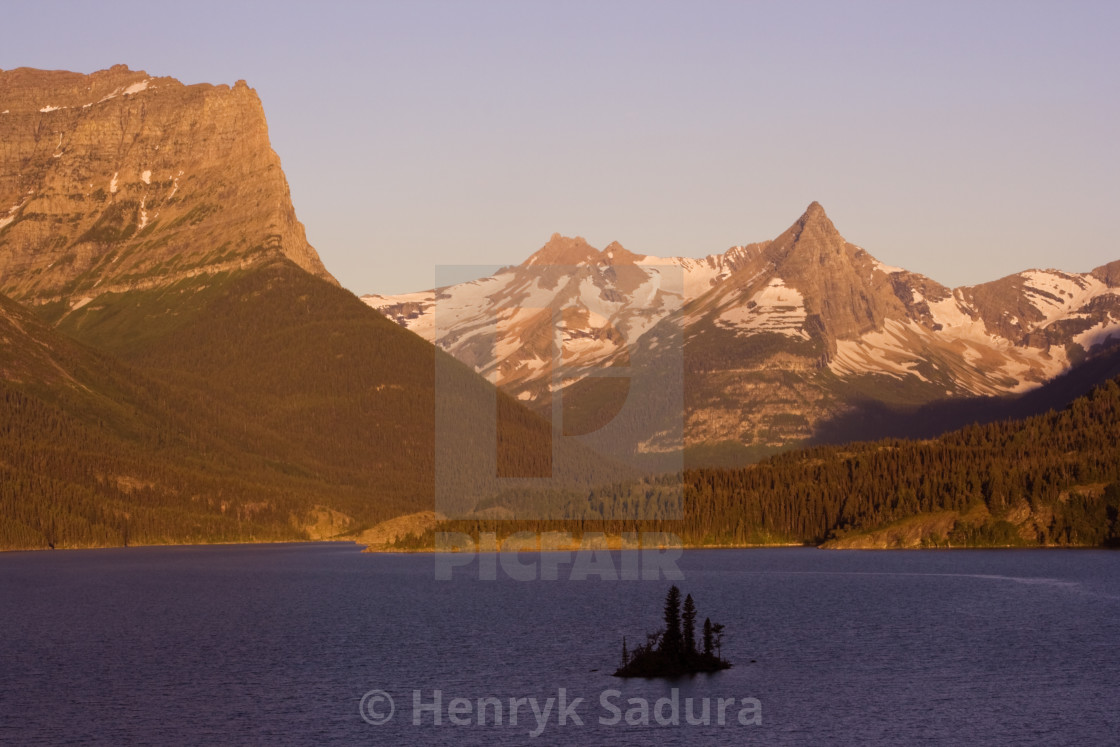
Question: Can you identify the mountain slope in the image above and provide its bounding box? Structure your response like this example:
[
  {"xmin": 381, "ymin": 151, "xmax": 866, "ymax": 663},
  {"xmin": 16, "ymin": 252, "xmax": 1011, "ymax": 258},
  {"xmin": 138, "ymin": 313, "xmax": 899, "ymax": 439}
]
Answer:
[
  {"xmin": 1, "ymin": 256, "xmax": 624, "ymax": 550},
  {"xmin": 811, "ymin": 343, "xmax": 1120, "ymax": 444},
  {"xmin": 0, "ymin": 285, "xmax": 345, "ymax": 549}
]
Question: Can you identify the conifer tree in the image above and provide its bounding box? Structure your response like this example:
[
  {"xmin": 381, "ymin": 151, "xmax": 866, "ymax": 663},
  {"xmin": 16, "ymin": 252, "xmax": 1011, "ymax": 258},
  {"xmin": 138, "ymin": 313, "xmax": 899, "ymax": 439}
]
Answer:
[
  {"xmin": 662, "ymin": 585, "xmax": 682, "ymax": 656},
  {"xmin": 711, "ymin": 622, "xmax": 725, "ymax": 659},
  {"xmin": 683, "ymin": 593, "xmax": 697, "ymax": 655}
]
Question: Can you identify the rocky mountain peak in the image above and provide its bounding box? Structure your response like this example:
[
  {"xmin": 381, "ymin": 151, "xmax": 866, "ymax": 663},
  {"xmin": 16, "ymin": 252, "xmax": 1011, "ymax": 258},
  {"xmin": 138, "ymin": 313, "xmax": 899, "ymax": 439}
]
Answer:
[
  {"xmin": 524, "ymin": 234, "xmax": 599, "ymax": 266},
  {"xmin": 602, "ymin": 241, "xmax": 643, "ymax": 265},
  {"xmin": 781, "ymin": 201, "xmax": 844, "ymax": 251},
  {"xmin": 0, "ymin": 66, "xmax": 335, "ymax": 306},
  {"xmin": 801, "ymin": 200, "xmax": 829, "ymax": 223},
  {"xmin": 747, "ymin": 202, "xmax": 898, "ymax": 342}
]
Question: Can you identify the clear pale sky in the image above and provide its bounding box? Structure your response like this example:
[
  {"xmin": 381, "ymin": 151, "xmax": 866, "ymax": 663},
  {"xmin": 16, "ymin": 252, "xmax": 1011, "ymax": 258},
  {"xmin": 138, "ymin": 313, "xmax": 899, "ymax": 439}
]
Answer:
[{"xmin": 3, "ymin": 1, "xmax": 1118, "ymax": 294}]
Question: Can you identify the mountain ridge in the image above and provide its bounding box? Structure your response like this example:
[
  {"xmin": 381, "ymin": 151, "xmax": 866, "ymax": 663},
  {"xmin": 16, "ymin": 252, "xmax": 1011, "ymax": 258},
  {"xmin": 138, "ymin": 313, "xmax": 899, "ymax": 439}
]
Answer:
[
  {"xmin": 365, "ymin": 202, "xmax": 1120, "ymax": 461},
  {"xmin": 3, "ymin": 64, "xmax": 1118, "ymax": 549}
]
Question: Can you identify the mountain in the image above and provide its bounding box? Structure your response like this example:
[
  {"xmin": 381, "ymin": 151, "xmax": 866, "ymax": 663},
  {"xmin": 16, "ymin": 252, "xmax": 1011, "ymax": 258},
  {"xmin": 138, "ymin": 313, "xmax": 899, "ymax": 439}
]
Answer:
[
  {"xmin": 365, "ymin": 202, "xmax": 1120, "ymax": 462},
  {"xmin": 0, "ymin": 65, "xmax": 333, "ymax": 308},
  {"xmin": 0, "ymin": 67, "xmax": 621, "ymax": 550},
  {"xmin": 4, "ymin": 64, "xmax": 1118, "ymax": 549}
]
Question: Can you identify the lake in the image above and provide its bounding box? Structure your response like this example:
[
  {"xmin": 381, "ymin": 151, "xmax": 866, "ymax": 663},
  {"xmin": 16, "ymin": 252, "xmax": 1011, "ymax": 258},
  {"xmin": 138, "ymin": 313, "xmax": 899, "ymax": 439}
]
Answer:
[{"xmin": 1, "ymin": 544, "xmax": 1118, "ymax": 744}]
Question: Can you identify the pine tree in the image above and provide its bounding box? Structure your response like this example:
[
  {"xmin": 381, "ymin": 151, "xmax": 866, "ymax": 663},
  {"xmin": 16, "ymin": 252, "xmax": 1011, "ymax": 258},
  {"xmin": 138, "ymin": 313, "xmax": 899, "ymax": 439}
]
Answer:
[
  {"xmin": 661, "ymin": 585, "xmax": 682, "ymax": 656},
  {"xmin": 711, "ymin": 622, "xmax": 725, "ymax": 659},
  {"xmin": 682, "ymin": 593, "xmax": 697, "ymax": 655},
  {"xmin": 703, "ymin": 617, "xmax": 713, "ymax": 656}
]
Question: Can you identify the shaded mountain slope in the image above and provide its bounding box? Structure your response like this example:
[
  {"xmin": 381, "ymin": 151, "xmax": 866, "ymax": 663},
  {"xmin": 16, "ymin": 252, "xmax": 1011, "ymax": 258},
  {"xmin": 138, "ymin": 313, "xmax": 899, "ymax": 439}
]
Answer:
[
  {"xmin": 1, "ymin": 258, "xmax": 624, "ymax": 550},
  {"xmin": 811, "ymin": 342, "xmax": 1120, "ymax": 444}
]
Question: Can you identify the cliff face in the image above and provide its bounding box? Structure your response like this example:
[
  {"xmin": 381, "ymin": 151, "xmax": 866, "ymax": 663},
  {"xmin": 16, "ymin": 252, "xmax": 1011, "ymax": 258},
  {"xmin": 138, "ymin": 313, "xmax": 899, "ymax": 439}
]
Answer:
[{"xmin": 0, "ymin": 65, "xmax": 335, "ymax": 305}]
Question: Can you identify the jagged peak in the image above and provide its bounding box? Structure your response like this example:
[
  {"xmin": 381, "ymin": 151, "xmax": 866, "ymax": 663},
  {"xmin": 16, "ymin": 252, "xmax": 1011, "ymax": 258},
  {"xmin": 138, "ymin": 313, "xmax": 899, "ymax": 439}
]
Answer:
[
  {"xmin": 765, "ymin": 202, "xmax": 848, "ymax": 268},
  {"xmin": 602, "ymin": 241, "xmax": 644, "ymax": 265},
  {"xmin": 524, "ymin": 234, "xmax": 599, "ymax": 266},
  {"xmin": 522, "ymin": 235, "xmax": 648, "ymax": 268},
  {"xmin": 793, "ymin": 201, "xmax": 840, "ymax": 237}
]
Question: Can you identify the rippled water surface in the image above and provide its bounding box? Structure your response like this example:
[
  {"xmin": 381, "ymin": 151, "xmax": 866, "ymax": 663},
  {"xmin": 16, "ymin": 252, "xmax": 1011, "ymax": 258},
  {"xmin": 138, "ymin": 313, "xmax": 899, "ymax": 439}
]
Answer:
[{"xmin": 2, "ymin": 544, "xmax": 1118, "ymax": 744}]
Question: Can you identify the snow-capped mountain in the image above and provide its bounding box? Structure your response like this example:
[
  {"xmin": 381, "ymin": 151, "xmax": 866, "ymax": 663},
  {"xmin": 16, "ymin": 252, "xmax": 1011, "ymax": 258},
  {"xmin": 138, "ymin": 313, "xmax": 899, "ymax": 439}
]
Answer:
[
  {"xmin": 365, "ymin": 203, "xmax": 1120, "ymax": 457},
  {"xmin": 365, "ymin": 234, "xmax": 761, "ymax": 399}
]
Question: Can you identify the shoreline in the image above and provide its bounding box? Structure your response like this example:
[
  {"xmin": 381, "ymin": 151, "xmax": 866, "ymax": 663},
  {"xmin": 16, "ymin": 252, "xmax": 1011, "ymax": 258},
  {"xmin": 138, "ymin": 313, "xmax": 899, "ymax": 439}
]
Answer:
[
  {"xmin": 4, "ymin": 538, "xmax": 1113, "ymax": 555},
  {"xmin": 0, "ymin": 538, "xmax": 356, "ymax": 555}
]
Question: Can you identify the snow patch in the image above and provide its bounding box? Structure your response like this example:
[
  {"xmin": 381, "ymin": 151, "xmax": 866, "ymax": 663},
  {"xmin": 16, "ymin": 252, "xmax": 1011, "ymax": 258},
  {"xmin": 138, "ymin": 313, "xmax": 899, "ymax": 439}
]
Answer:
[
  {"xmin": 927, "ymin": 293, "xmax": 992, "ymax": 344},
  {"xmin": 1074, "ymin": 318, "xmax": 1120, "ymax": 350},
  {"xmin": 96, "ymin": 80, "xmax": 149, "ymax": 105},
  {"xmin": 39, "ymin": 105, "xmax": 63, "ymax": 113},
  {"xmin": 717, "ymin": 277, "xmax": 808, "ymax": 338},
  {"xmin": 577, "ymin": 276, "xmax": 623, "ymax": 320},
  {"xmin": 872, "ymin": 259, "xmax": 904, "ymax": 274},
  {"xmin": 639, "ymin": 250, "xmax": 749, "ymax": 299},
  {"xmin": 830, "ymin": 297, "xmax": 1072, "ymax": 395},
  {"xmin": 0, "ymin": 198, "xmax": 30, "ymax": 231},
  {"xmin": 1019, "ymin": 270, "xmax": 1111, "ymax": 328},
  {"xmin": 168, "ymin": 170, "xmax": 183, "ymax": 199},
  {"xmin": 830, "ymin": 320, "xmax": 931, "ymax": 382},
  {"xmin": 109, "ymin": 172, "xmax": 119, "ymax": 194},
  {"xmin": 140, "ymin": 170, "xmax": 151, "ymax": 185}
]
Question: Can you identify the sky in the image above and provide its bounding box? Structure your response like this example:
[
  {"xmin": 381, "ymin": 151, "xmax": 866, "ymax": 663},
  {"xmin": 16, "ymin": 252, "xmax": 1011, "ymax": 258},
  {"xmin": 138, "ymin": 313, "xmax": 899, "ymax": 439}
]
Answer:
[{"xmin": 3, "ymin": 1, "xmax": 1118, "ymax": 295}]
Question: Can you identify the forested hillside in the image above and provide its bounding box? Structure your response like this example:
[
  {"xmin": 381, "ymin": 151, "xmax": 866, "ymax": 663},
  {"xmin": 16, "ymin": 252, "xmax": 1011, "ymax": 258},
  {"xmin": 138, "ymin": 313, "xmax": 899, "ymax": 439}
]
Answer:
[
  {"xmin": 1, "ymin": 261, "xmax": 619, "ymax": 550},
  {"xmin": 390, "ymin": 375, "xmax": 1120, "ymax": 549}
]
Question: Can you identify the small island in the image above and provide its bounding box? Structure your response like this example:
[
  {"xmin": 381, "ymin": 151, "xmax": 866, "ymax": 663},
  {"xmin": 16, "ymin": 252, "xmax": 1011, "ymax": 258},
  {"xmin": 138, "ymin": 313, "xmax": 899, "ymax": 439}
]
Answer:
[{"xmin": 614, "ymin": 585, "xmax": 731, "ymax": 677}]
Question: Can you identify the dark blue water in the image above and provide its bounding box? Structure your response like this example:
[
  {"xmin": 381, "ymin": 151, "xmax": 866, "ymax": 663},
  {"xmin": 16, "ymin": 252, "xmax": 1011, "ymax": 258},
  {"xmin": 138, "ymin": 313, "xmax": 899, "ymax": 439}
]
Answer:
[{"xmin": 2, "ymin": 544, "xmax": 1118, "ymax": 745}]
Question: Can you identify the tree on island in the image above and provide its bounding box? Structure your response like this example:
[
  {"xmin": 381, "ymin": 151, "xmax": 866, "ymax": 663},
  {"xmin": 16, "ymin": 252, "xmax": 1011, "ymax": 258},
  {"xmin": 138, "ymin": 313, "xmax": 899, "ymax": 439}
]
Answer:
[
  {"xmin": 662, "ymin": 585, "xmax": 682, "ymax": 656},
  {"xmin": 613, "ymin": 585, "xmax": 732, "ymax": 677},
  {"xmin": 683, "ymin": 594, "xmax": 697, "ymax": 655},
  {"xmin": 711, "ymin": 621, "xmax": 725, "ymax": 659}
]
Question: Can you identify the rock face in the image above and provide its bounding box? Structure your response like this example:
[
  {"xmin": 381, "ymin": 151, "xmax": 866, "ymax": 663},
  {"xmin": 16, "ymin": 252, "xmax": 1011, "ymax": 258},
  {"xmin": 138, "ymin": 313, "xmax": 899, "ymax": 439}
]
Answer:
[
  {"xmin": 0, "ymin": 65, "xmax": 334, "ymax": 305},
  {"xmin": 365, "ymin": 202, "xmax": 1120, "ymax": 458}
]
